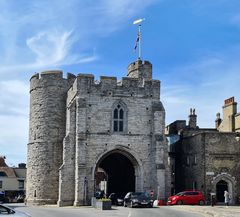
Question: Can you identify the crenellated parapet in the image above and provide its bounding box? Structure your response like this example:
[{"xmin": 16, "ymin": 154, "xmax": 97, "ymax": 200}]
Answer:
[
  {"xmin": 30, "ymin": 70, "xmax": 75, "ymax": 92},
  {"xmin": 69, "ymin": 72, "xmax": 160, "ymax": 100},
  {"xmin": 127, "ymin": 60, "xmax": 152, "ymax": 83}
]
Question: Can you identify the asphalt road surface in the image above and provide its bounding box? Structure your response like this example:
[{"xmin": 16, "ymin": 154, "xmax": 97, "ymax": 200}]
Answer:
[{"xmin": 9, "ymin": 204, "xmax": 204, "ymax": 217}]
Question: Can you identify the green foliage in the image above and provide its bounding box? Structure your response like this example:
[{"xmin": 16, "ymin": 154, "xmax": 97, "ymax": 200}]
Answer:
[{"xmin": 98, "ymin": 198, "xmax": 111, "ymax": 202}]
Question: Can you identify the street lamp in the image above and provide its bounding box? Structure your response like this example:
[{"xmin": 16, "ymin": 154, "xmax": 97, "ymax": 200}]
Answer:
[{"xmin": 84, "ymin": 177, "xmax": 88, "ymax": 205}]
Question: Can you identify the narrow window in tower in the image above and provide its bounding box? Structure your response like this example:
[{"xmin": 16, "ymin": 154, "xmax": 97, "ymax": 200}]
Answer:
[{"xmin": 113, "ymin": 104, "xmax": 125, "ymax": 132}]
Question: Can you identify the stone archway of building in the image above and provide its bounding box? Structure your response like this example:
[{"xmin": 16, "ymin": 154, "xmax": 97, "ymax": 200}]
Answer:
[
  {"xmin": 212, "ymin": 173, "xmax": 236, "ymax": 204},
  {"xmin": 216, "ymin": 180, "xmax": 228, "ymax": 202},
  {"xmin": 94, "ymin": 148, "xmax": 141, "ymax": 197}
]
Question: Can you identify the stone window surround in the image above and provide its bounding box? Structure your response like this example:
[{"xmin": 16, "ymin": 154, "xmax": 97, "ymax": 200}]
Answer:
[{"xmin": 111, "ymin": 100, "xmax": 128, "ymax": 134}]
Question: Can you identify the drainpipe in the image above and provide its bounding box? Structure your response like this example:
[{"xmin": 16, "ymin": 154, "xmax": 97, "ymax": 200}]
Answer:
[{"xmin": 203, "ymin": 133, "xmax": 206, "ymax": 199}]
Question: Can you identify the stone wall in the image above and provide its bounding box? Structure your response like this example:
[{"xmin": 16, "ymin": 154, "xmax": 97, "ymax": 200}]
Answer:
[
  {"xmin": 27, "ymin": 71, "xmax": 75, "ymax": 205},
  {"xmin": 176, "ymin": 130, "xmax": 240, "ymax": 204}
]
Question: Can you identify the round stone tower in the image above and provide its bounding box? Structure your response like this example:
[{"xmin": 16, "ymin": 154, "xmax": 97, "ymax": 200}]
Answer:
[
  {"xmin": 27, "ymin": 71, "xmax": 75, "ymax": 205},
  {"xmin": 127, "ymin": 59, "xmax": 152, "ymax": 86}
]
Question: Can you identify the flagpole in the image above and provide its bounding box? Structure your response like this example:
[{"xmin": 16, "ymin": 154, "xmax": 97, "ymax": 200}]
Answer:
[
  {"xmin": 138, "ymin": 24, "xmax": 141, "ymax": 60},
  {"xmin": 133, "ymin": 18, "xmax": 145, "ymax": 60}
]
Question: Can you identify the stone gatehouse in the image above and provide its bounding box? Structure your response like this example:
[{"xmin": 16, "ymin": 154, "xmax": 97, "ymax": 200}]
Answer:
[{"xmin": 26, "ymin": 60, "xmax": 170, "ymax": 206}]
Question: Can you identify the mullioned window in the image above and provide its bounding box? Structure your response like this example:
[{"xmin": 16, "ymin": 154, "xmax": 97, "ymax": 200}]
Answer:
[{"xmin": 112, "ymin": 101, "xmax": 128, "ymax": 133}]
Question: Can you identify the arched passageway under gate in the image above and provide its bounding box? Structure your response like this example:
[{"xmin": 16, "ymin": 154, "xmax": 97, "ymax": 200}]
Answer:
[{"xmin": 95, "ymin": 150, "xmax": 140, "ymax": 197}]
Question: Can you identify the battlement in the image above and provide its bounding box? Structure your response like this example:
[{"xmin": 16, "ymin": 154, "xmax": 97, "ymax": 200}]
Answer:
[
  {"xmin": 30, "ymin": 70, "xmax": 76, "ymax": 93},
  {"xmin": 100, "ymin": 76, "xmax": 117, "ymax": 89},
  {"xmin": 70, "ymin": 72, "xmax": 160, "ymax": 99},
  {"xmin": 127, "ymin": 60, "xmax": 152, "ymax": 74},
  {"xmin": 30, "ymin": 70, "xmax": 77, "ymax": 82},
  {"xmin": 30, "ymin": 70, "xmax": 63, "ymax": 81},
  {"xmin": 127, "ymin": 60, "xmax": 152, "ymax": 82}
]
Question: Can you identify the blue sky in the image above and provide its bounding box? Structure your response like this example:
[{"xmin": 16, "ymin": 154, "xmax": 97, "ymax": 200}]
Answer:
[{"xmin": 1, "ymin": 0, "xmax": 240, "ymax": 166}]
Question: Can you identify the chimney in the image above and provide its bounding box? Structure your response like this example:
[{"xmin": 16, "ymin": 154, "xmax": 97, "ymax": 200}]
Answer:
[
  {"xmin": 215, "ymin": 113, "xmax": 222, "ymax": 129},
  {"xmin": 18, "ymin": 163, "xmax": 26, "ymax": 168},
  {"xmin": 188, "ymin": 108, "xmax": 197, "ymax": 129},
  {"xmin": 219, "ymin": 97, "xmax": 237, "ymax": 132}
]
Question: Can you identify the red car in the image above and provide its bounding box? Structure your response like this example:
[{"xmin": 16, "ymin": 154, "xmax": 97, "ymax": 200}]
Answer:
[{"xmin": 167, "ymin": 191, "xmax": 205, "ymax": 205}]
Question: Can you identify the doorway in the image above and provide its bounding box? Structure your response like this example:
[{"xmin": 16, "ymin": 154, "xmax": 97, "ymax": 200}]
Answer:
[{"xmin": 216, "ymin": 180, "xmax": 228, "ymax": 202}]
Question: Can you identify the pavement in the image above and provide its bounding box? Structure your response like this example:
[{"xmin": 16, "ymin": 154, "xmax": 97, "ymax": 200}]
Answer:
[{"xmin": 169, "ymin": 205, "xmax": 240, "ymax": 217}]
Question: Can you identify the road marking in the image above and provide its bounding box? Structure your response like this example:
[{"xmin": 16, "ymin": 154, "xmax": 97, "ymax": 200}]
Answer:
[{"xmin": 128, "ymin": 211, "xmax": 132, "ymax": 217}]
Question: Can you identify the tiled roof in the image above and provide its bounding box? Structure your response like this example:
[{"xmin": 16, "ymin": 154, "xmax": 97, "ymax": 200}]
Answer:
[{"xmin": 0, "ymin": 156, "xmax": 16, "ymax": 177}]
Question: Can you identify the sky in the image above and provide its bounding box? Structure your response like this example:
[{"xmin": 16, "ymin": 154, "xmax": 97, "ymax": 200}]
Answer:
[{"xmin": 0, "ymin": 0, "xmax": 240, "ymax": 166}]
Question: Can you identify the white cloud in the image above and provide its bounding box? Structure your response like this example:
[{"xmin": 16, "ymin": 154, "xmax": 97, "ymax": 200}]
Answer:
[{"xmin": 26, "ymin": 31, "xmax": 72, "ymax": 65}]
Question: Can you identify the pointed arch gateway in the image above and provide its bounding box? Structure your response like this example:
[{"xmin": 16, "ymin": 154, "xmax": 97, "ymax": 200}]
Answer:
[
  {"xmin": 93, "ymin": 148, "xmax": 142, "ymax": 197},
  {"xmin": 212, "ymin": 173, "xmax": 236, "ymax": 204}
]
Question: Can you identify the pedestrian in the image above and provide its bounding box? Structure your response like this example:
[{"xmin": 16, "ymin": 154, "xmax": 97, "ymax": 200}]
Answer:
[
  {"xmin": 210, "ymin": 193, "xmax": 216, "ymax": 207},
  {"xmin": 224, "ymin": 190, "xmax": 230, "ymax": 207}
]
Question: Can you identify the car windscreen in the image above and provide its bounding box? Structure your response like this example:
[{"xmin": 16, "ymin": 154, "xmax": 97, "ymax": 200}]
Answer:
[
  {"xmin": 176, "ymin": 192, "xmax": 184, "ymax": 196},
  {"xmin": 132, "ymin": 192, "xmax": 149, "ymax": 199}
]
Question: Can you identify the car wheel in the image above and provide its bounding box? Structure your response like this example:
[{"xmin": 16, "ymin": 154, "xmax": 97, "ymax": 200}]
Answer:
[
  {"xmin": 176, "ymin": 200, "xmax": 183, "ymax": 205},
  {"xmin": 130, "ymin": 201, "xmax": 134, "ymax": 208},
  {"xmin": 199, "ymin": 200, "xmax": 205, "ymax": 205},
  {"xmin": 124, "ymin": 201, "xmax": 127, "ymax": 207}
]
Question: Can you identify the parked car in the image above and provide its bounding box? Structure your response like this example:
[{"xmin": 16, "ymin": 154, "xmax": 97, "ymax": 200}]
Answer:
[
  {"xmin": 108, "ymin": 193, "xmax": 124, "ymax": 206},
  {"xmin": 95, "ymin": 190, "xmax": 104, "ymax": 199},
  {"xmin": 124, "ymin": 192, "xmax": 153, "ymax": 208},
  {"xmin": 0, "ymin": 204, "xmax": 31, "ymax": 216},
  {"xmin": 167, "ymin": 191, "xmax": 205, "ymax": 205}
]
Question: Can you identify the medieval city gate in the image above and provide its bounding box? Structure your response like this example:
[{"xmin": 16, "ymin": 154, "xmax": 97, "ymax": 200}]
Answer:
[
  {"xmin": 27, "ymin": 60, "xmax": 170, "ymax": 206},
  {"xmin": 94, "ymin": 149, "xmax": 141, "ymax": 196}
]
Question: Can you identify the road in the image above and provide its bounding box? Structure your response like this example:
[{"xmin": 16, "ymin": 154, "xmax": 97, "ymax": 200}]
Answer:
[{"xmin": 9, "ymin": 204, "xmax": 204, "ymax": 217}]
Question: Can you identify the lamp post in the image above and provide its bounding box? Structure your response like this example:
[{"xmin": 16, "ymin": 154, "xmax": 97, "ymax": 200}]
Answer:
[{"xmin": 84, "ymin": 177, "xmax": 88, "ymax": 205}]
